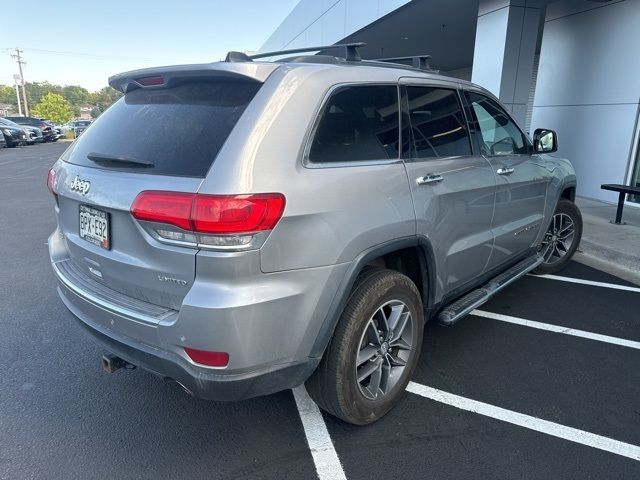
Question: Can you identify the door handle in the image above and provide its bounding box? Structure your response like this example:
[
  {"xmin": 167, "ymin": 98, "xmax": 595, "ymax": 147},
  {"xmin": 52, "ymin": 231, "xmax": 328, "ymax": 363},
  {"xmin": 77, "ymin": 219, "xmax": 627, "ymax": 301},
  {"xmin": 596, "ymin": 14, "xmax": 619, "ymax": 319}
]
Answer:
[
  {"xmin": 417, "ymin": 174, "xmax": 443, "ymax": 185},
  {"xmin": 496, "ymin": 167, "xmax": 515, "ymax": 176}
]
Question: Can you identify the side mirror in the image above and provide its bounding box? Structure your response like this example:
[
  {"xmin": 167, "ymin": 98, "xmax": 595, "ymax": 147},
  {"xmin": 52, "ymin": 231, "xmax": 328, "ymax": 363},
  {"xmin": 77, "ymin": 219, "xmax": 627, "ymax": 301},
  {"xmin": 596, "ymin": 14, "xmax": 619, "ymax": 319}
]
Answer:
[{"xmin": 533, "ymin": 128, "xmax": 558, "ymax": 153}]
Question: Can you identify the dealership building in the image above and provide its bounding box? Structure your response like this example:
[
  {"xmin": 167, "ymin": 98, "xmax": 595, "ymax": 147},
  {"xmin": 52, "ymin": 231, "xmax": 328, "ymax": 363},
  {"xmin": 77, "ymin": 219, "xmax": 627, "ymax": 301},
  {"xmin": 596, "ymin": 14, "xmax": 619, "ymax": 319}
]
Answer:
[{"xmin": 261, "ymin": 0, "xmax": 640, "ymax": 205}]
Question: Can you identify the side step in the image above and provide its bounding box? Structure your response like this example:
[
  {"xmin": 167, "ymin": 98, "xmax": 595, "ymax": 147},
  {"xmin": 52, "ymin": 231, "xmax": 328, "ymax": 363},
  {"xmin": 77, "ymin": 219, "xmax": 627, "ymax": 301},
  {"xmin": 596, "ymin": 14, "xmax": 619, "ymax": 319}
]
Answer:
[{"xmin": 437, "ymin": 255, "xmax": 543, "ymax": 326}]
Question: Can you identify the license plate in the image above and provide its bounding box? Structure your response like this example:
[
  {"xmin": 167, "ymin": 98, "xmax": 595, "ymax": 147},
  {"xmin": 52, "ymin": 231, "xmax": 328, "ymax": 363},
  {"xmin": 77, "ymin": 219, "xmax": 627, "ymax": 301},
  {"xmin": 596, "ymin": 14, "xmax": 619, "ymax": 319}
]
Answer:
[{"xmin": 79, "ymin": 205, "xmax": 110, "ymax": 249}]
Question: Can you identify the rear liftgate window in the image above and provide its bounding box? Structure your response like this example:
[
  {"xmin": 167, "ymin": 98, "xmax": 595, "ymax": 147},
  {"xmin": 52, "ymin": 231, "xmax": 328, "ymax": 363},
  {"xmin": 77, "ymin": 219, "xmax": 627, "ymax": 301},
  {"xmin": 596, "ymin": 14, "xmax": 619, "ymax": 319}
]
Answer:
[
  {"xmin": 64, "ymin": 81, "xmax": 261, "ymax": 177},
  {"xmin": 308, "ymin": 85, "xmax": 400, "ymax": 163}
]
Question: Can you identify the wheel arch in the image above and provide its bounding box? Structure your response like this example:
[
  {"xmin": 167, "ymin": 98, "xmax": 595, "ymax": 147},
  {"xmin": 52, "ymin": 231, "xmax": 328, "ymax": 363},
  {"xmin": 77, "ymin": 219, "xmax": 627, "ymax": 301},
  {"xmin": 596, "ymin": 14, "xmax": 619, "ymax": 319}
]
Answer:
[
  {"xmin": 561, "ymin": 185, "xmax": 576, "ymax": 202},
  {"xmin": 309, "ymin": 237, "xmax": 436, "ymax": 358}
]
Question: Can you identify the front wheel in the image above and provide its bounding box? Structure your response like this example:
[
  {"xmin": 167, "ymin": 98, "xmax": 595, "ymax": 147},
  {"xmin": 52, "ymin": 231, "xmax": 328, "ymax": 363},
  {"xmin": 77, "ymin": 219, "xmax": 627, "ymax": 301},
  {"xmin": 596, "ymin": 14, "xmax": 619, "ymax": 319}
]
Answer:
[
  {"xmin": 306, "ymin": 268, "xmax": 424, "ymax": 425},
  {"xmin": 533, "ymin": 199, "xmax": 582, "ymax": 275}
]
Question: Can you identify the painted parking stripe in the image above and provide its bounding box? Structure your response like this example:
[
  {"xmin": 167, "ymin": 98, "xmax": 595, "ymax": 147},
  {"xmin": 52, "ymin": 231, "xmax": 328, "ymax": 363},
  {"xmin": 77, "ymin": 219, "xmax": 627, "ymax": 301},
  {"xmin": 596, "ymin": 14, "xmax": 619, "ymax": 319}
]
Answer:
[
  {"xmin": 471, "ymin": 310, "xmax": 640, "ymax": 350},
  {"xmin": 529, "ymin": 274, "xmax": 640, "ymax": 293},
  {"xmin": 406, "ymin": 382, "xmax": 640, "ymax": 462},
  {"xmin": 293, "ymin": 386, "xmax": 347, "ymax": 480}
]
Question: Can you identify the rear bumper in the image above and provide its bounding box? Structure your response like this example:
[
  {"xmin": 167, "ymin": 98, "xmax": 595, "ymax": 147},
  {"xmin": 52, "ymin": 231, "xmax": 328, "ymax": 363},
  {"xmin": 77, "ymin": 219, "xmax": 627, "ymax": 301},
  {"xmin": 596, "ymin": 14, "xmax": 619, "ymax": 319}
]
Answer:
[
  {"xmin": 49, "ymin": 228, "xmax": 348, "ymax": 400},
  {"xmin": 58, "ymin": 280, "xmax": 318, "ymax": 400}
]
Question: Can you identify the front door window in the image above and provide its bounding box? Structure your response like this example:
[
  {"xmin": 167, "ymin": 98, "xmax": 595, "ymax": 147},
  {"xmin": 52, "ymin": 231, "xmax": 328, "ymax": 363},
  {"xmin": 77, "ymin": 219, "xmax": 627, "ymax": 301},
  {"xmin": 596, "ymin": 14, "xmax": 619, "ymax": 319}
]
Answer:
[{"xmin": 467, "ymin": 92, "xmax": 530, "ymax": 156}]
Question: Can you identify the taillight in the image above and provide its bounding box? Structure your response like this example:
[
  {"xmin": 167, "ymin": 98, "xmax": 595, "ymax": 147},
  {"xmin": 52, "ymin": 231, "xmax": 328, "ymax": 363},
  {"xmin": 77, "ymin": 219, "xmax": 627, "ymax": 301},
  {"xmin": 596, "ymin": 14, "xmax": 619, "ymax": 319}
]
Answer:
[
  {"xmin": 183, "ymin": 347, "xmax": 229, "ymax": 368},
  {"xmin": 192, "ymin": 194, "xmax": 285, "ymax": 234},
  {"xmin": 130, "ymin": 191, "xmax": 193, "ymax": 230},
  {"xmin": 47, "ymin": 168, "xmax": 57, "ymax": 196},
  {"xmin": 130, "ymin": 191, "xmax": 285, "ymax": 250}
]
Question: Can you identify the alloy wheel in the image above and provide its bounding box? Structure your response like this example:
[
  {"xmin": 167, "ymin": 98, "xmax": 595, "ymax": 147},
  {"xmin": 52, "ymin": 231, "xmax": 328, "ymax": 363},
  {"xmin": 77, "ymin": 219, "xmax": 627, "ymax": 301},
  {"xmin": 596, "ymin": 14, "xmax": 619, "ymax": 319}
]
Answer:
[
  {"xmin": 355, "ymin": 300, "xmax": 414, "ymax": 400},
  {"xmin": 540, "ymin": 212, "xmax": 575, "ymax": 265}
]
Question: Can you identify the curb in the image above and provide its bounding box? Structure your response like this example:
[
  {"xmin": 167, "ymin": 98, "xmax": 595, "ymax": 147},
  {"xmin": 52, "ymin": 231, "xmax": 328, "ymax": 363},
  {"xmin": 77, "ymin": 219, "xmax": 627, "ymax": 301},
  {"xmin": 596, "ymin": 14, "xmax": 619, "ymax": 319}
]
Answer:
[{"xmin": 575, "ymin": 245, "xmax": 640, "ymax": 287}]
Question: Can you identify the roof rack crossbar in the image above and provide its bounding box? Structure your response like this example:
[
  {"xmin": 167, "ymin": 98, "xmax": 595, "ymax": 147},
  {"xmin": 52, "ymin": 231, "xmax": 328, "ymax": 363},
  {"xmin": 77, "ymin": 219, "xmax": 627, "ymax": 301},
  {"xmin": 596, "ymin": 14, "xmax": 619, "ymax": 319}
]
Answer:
[
  {"xmin": 225, "ymin": 42, "xmax": 366, "ymax": 63},
  {"xmin": 374, "ymin": 55, "xmax": 433, "ymax": 70}
]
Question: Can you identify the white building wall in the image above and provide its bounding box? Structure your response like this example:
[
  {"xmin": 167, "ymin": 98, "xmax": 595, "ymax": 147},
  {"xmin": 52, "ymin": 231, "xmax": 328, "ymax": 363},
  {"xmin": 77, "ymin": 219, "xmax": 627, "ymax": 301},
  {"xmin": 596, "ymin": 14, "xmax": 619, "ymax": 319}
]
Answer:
[
  {"xmin": 531, "ymin": 0, "xmax": 640, "ymax": 202},
  {"xmin": 471, "ymin": 0, "xmax": 544, "ymax": 126},
  {"xmin": 260, "ymin": 0, "xmax": 411, "ymax": 52}
]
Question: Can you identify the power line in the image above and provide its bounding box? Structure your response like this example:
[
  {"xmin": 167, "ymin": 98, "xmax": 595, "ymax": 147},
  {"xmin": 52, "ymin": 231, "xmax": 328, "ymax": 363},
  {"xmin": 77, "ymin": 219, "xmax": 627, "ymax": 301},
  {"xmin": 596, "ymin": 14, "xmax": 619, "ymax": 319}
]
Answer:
[{"xmin": 3, "ymin": 46, "xmax": 175, "ymax": 62}]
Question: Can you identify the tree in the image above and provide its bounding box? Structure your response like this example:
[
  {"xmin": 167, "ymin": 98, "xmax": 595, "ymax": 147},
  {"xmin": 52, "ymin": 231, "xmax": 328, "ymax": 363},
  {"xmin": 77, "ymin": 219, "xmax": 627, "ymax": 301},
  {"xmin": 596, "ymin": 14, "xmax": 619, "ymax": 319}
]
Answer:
[
  {"xmin": 62, "ymin": 85, "xmax": 91, "ymax": 106},
  {"xmin": 91, "ymin": 86, "xmax": 123, "ymax": 115},
  {"xmin": 0, "ymin": 85, "xmax": 17, "ymax": 106},
  {"xmin": 32, "ymin": 93, "xmax": 73, "ymax": 124},
  {"xmin": 25, "ymin": 81, "xmax": 63, "ymax": 107}
]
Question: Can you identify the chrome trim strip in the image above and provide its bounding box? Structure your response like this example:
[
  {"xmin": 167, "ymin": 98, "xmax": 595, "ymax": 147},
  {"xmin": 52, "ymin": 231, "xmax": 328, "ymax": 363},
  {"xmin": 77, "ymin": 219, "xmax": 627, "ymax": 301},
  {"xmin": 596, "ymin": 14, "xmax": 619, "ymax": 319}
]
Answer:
[{"xmin": 52, "ymin": 261, "xmax": 175, "ymax": 325}]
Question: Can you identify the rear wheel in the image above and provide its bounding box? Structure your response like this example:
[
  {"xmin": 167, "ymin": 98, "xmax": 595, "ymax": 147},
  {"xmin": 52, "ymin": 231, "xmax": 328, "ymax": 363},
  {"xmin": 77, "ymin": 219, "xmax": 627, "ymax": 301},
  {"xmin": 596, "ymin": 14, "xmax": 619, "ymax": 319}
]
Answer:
[
  {"xmin": 533, "ymin": 199, "xmax": 582, "ymax": 275},
  {"xmin": 306, "ymin": 268, "xmax": 424, "ymax": 425}
]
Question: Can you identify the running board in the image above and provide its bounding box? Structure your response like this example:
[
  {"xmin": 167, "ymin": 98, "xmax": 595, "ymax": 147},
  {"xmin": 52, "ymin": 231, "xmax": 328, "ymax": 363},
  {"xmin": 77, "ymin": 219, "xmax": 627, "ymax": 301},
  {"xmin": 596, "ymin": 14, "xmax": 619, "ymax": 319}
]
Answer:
[{"xmin": 437, "ymin": 255, "xmax": 544, "ymax": 326}]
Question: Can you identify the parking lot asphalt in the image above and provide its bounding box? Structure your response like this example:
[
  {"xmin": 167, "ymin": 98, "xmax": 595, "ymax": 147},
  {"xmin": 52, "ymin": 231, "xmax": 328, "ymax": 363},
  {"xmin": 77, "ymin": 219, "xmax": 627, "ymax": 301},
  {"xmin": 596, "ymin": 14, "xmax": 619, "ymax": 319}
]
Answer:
[{"xmin": 1, "ymin": 143, "xmax": 639, "ymax": 480}]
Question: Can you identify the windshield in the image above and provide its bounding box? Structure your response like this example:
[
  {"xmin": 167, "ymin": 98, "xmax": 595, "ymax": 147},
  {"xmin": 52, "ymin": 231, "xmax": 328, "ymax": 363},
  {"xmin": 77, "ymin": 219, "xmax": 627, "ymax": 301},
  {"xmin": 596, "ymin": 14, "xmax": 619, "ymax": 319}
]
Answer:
[{"xmin": 0, "ymin": 118, "xmax": 22, "ymax": 128}]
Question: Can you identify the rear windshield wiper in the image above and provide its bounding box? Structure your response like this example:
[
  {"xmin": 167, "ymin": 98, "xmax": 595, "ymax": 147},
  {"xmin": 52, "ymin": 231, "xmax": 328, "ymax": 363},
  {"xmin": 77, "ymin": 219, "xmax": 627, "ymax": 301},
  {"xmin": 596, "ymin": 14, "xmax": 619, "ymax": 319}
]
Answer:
[{"xmin": 87, "ymin": 152, "xmax": 154, "ymax": 168}]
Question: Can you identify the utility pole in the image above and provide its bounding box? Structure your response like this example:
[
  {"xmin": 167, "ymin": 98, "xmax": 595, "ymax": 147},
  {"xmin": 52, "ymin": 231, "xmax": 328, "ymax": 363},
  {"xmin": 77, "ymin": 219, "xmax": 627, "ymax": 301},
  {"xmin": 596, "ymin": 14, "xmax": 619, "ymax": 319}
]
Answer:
[
  {"xmin": 11, "ymin": 48, "xmax": 29, "ymax": 116},
  {"xmin": 13, "ymin": 74, "xmax": 23, "ymax": 116}
]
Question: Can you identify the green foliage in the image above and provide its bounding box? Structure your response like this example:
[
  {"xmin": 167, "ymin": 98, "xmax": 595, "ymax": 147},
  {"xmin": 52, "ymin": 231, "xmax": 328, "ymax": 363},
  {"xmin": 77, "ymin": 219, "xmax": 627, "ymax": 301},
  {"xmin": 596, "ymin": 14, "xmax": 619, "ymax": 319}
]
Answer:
[
  {"xmin": 0, "ymin": 85, "xmax": 17, "ymax": 105},
  {"xmin": 62, "ymin": 85, "xmax": 91, "ymax": 105},
  {"xmin": 25, "ymin": 82, "xmax": 63, "ymax": 106},
  {"xmin": 0, "ymin": 81, "xmax": 122, "ymax": 119},
  {"xmin": 90, "ymin": 87, "xmax": 123, "ymax": 116},
  {"xmin": 32, "ymin": 93, "xmax": 73, "ymax": 124}
]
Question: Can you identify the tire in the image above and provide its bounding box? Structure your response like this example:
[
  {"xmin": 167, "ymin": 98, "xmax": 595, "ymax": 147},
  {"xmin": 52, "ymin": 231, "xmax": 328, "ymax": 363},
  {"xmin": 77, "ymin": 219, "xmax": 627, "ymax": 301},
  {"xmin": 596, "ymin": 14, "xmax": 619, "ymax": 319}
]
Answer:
[
  {"xmin": 306, "ymin": 267, "xmax": 424, "ymax": 425},
  {"xmin": 532, "ymin": 198, "xmax": 582, "ymax": 275}
]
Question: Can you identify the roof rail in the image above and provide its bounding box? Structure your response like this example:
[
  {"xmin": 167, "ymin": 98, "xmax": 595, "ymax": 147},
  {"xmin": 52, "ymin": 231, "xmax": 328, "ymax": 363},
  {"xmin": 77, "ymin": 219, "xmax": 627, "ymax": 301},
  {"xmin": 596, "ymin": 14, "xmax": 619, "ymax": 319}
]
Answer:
[
  {"xmin": 374, "ymin": 55, "xmax": 434, "ymax": 71},
  {"xmin": 224, "ymin": 42, "xmax": 366, "ymax": 63}
]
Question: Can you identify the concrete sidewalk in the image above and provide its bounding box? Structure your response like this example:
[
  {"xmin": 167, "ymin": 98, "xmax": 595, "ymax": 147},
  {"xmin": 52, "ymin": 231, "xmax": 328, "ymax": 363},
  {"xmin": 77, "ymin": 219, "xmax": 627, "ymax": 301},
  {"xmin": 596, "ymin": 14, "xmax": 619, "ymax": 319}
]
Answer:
[{"xmin": 575, "ymin": 197, "xmax": 640, "ymax": 285}]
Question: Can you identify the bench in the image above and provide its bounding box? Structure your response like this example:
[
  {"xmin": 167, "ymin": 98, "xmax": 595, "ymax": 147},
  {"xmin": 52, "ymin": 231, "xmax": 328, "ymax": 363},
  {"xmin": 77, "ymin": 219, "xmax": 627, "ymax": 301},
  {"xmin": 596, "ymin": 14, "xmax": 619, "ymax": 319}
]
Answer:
[{"xmin": 600, "ymin": 184, "xmax": 640, "ymax": 224}]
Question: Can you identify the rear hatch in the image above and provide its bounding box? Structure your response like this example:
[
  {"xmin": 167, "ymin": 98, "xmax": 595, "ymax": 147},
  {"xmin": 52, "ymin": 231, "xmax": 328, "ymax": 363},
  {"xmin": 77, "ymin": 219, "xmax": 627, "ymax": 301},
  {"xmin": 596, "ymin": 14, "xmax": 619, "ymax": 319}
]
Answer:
[{"xmin": 54, "ymin": 70, "xmax": 265, "ymax": 310}]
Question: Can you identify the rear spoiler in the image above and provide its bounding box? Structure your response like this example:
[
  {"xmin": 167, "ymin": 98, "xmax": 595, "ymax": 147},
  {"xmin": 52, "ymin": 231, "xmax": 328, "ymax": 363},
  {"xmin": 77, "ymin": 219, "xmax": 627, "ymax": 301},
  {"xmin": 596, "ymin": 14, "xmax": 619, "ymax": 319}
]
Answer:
[{"xmin": 108, "ymin": 62, "xmax": 279, "ymax": 94}]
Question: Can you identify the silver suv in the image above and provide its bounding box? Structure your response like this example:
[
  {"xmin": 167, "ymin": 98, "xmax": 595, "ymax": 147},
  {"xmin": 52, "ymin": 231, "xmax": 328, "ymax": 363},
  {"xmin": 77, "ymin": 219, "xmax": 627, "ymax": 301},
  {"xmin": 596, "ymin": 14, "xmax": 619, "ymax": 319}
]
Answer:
[{"xmin": 48, "ymin": 44, "xmax": 582, "ymax": 425}]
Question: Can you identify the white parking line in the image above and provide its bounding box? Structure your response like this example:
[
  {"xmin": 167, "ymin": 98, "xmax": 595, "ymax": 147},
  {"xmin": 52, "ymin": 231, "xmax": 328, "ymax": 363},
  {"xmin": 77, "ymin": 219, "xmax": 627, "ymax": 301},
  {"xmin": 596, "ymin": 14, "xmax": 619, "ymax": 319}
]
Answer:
[
  {"xmin": 472, "ymin": 310, "xmax": 640, "ymax": 350},
  {"xmin": 529, "ymin": 274, "xmax": 640, "ymax": 293},
  {"xmin": 293, "ymin": 386, "xmax": 347, "ymax": 480},
  {"xmin": 407, "ymin": 382, "xmax": 640, "ymax": 461}
]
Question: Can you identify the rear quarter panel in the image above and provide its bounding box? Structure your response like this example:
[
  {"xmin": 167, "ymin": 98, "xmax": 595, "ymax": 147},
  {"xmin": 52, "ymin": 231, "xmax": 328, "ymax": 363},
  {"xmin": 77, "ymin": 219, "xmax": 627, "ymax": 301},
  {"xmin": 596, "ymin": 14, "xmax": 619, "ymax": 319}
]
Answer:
[{"xmin": 198, "ymin": 66, "xmax": 416, "ymax": 272}]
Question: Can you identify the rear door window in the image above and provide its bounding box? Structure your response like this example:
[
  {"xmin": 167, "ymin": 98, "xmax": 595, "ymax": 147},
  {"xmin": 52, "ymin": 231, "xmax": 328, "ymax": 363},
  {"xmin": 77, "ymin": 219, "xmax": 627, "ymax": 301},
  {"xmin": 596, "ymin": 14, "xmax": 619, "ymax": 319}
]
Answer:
[
  {"xmin": 404, "ymin": 86, "xmax": 472, "ymax": 159},
  {"xmin": 308, "ymin": 85, "xmax": 400, "ymax": 163},
  {"xmin": 64, "ymin": 81, "xmax": 261, "ymax": 177}
]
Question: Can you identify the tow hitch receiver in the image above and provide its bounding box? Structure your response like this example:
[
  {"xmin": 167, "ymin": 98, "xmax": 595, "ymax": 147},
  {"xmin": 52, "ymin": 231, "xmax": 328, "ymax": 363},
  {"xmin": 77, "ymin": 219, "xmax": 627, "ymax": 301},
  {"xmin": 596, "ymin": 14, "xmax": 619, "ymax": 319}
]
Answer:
[{"xmin": 101, "ymin": 354, "xmax": 135, "ymax": 374}]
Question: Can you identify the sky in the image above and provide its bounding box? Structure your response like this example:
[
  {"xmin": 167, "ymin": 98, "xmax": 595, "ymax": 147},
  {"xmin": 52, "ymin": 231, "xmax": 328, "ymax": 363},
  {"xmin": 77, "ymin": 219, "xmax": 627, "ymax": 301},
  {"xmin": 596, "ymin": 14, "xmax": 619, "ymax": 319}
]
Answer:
[{"xmin": 0, "ymin": 0, "xmax": 298, "ymax": 92}]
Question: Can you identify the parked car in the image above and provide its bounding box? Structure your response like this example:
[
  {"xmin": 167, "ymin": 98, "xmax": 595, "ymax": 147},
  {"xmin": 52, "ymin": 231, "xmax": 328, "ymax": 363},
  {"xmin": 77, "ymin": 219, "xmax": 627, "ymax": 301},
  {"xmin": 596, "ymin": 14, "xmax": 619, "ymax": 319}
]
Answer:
[
  {"xmin": 0, "ymin": 118, "xmax": 28, "ymax": 147},
  {"xmin": 61, "ymin": 120, "xmax": 92, "ymax": 137},
  {"xmin": 0, "ymin": 131, "xmax": 6, "ymax": 148},
  {"xmin": 42, "ymin": 120, "xmax": 63, "ymax": 140},
  {"xmin": 0, "ymin": 117, "xmax": 40, "ymax": 145},
  {"xmin": 47, "ymin": 44, "xmax": 582, "ymax": 425},
  {"xmin": 4, "ymin": 116, "xmax": 58, "ymax": 142},
  {"xmin": 23, "ymin": 125, "xmax": 44, "ymax": 144}
]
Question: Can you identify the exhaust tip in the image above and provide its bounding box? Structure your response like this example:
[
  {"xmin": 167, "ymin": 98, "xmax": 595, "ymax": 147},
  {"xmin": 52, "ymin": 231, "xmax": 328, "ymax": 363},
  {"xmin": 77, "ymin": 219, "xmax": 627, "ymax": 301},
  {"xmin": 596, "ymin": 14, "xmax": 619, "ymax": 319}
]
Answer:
[{"xmin": 102, "ymin": 354, "xmax": 135, "ymax": 374}]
